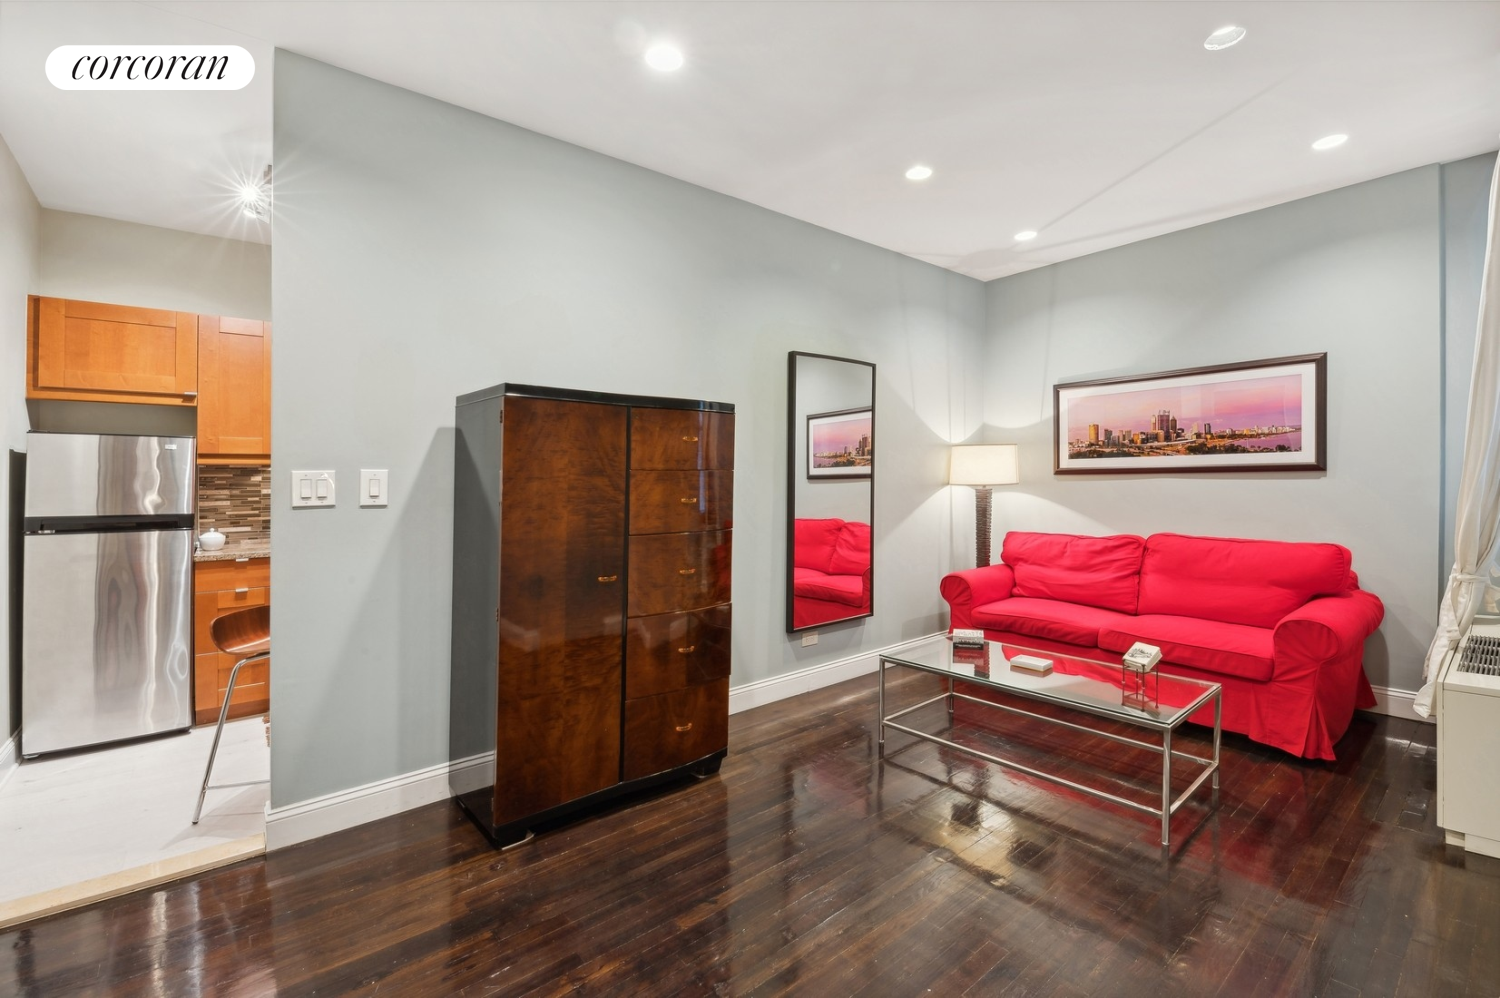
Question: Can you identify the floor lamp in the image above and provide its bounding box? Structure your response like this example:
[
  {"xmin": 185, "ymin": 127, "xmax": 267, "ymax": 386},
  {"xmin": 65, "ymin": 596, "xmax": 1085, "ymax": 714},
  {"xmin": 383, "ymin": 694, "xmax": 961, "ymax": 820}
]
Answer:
[{"xmin": 949, "ymin": 445, "xmax": 1019, "ymax": 568}]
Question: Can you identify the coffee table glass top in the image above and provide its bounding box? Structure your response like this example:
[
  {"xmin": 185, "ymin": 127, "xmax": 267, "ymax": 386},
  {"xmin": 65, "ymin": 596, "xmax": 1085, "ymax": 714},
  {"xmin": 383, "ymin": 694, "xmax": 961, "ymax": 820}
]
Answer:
[{"xmin": 883, "ymin": 639, "xmax": 1219, "ymax": 728}]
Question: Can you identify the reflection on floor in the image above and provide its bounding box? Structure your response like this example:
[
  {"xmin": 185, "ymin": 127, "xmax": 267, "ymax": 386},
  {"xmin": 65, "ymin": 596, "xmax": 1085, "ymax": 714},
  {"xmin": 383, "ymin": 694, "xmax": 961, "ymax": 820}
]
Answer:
[{"xmin": 0, "ymin": 717, "xmax": 268, "ymax": 927}]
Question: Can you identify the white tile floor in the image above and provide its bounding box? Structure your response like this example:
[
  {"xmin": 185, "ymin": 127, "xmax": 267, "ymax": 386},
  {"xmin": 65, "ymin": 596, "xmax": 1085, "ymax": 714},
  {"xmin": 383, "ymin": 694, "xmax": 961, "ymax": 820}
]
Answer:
[{"xmin": 0, "ymin": 717, "xmax": 269, "ymax": 912}]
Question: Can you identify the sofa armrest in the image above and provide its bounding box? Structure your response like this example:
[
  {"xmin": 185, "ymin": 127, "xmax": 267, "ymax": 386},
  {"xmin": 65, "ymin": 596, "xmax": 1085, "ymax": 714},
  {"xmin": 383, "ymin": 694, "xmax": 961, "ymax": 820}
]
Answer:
[
  {"xmin": 939, "ymin": 565, "xmax": 1016, "ymax": 630},
  {"xmin": 1272, "ymin": 589, "xmax": 1385, "ymax": 681}
]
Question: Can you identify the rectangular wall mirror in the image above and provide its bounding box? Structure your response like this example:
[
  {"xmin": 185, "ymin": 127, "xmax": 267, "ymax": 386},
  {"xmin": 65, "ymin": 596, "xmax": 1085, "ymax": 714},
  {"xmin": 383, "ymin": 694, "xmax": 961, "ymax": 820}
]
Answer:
[{"xmin": 787, "ymin": 351, "xmax": 875, "ymax": 633}]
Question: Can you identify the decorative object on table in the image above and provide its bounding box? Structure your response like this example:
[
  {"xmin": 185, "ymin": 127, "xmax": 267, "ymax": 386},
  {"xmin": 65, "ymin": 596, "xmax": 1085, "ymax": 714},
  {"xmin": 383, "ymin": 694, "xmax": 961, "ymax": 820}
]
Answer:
[
  {"xmin": 950, "ymin": 627, "xmax": 986, "ymax": 647},
  {"xmin": 949, "ymin": 444, "xmax": 1020, "ymax": 567},
  {"xmin": 199, "ymin": 527, "xmax": 226, "ymax": 551},
  {"xmin": 1123, "ymin": 642, "xmax": 1162, "ymax": 672},
  {"xmin": 950, "ymin": 642, "xmax": 990, "ymax": 676},
  {"xmin": 806, "ymin": 407, "xmax": 873, "ymax": 479},
  {"xmin": 1053, "ymin": 353, "xmax": 1327, "ymax": 475},
  {"xmin": 1008, "ymin": 653, "xmax": 1054, "ymax": 676}
]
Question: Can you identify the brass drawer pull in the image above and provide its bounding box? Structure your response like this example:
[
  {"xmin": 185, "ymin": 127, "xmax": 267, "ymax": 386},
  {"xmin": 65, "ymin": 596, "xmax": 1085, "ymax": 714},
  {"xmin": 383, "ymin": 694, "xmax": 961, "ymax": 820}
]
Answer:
[
  {"xmin": 675, "ymin": 723, "xmax": 693, "ymax": 733},
  {"xmin": 681, "ymin": 435, "xmax": 699, "ymax": 442},
  {"xmin": 679, "ymin": 496, "xmax": 698, "ymax": 504},
  {"xmin": 678, "ymin": 568, "xmax": 697, "ymax": 576},
  {"xmin": 597, "ymin": 575, "xmax": 618, "ymax": 583},
  {"xmin": 678, "ymin": 645, "xmax": 696, "ymax": 654}
]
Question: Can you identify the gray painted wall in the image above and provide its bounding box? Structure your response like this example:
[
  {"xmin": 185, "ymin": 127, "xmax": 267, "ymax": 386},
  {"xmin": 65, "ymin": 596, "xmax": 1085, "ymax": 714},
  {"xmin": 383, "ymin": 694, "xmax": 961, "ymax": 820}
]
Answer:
[
  {"xmin": 37, "ymin": 209, "xmax": 271, "ymax": 320},
  {"xmin": 0, "ymin": 133, "xmax": 39, "ymax": 741},
  {"xmin": 271, "ymin": 52, "xmax": 985, "ymax": 807},
  {"xmin": 1440, "ymin": 153, "xmax": 1497, "ymax": 591},
  {"xmin": 981, "ymin": 166, "xmax": 1450, "ymax": 693}
]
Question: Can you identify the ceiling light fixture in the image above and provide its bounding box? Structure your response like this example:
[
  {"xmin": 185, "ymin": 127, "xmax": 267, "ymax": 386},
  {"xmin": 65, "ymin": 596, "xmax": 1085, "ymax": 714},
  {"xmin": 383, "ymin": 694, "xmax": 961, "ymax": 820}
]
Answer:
[
  {"xmin": 1203, "ymin": 25, "xmax": 1247, "ymax": 50},
  {"xmin": 1312, "ymin": 133, "xmax": 1349, "ymax": 151},
  {"xmin": 905, "ymin": 165, "xmax": 933, "ymax": 181},
  {"xmin": 238, "ymin": 165, "xmax": 271, "ymax": 220},
  {"xmin": 1014, "ymin": 230, "xmax": 1038, "ymax": 242},
  {"xmin": 644, "ymin": 42, "xmax": 684, "ymax": 72}
]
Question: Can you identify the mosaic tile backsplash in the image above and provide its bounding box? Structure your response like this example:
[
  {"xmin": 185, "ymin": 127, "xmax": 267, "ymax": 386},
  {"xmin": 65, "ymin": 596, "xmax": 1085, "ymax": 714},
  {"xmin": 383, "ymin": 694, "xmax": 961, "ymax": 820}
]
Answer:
[{"xmin": 197, "ymin": 465, "xmax": 271, "ymax": 542}]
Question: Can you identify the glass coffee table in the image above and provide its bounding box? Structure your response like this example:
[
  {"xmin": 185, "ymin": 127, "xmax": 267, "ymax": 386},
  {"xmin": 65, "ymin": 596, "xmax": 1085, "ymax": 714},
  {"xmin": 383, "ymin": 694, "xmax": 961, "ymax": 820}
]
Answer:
[{"xmin": 878, "ymin": 638, "xmax": 1222, "ymax": 848}]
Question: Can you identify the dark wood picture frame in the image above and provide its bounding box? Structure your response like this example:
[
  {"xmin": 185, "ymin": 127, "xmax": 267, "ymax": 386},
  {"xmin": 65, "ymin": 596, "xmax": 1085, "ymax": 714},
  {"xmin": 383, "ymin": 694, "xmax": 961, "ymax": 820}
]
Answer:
[
  {"xmin": 1053, "ymin": 353, "xmax": 1327, "ymax": 475},
  {"xmin": 806, "ymin": 406, "xmax": 874, "ymax": 481}
]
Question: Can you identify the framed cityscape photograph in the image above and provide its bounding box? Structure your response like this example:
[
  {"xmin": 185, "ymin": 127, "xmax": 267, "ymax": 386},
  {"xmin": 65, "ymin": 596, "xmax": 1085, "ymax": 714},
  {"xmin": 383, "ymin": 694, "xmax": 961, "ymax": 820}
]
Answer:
[
  {"xmin": 1053, "ymin": 353, "xmax": 1327, "ymax": 475},
  {"xmin": 807, "ymin": 407, "xmax": 873, "ymax": 479}
]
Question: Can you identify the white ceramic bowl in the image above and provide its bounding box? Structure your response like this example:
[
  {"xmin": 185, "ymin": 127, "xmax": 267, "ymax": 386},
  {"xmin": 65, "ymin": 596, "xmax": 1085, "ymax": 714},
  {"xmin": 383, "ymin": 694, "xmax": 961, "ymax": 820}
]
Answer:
[{"xmin": 199, "ymin": 529, "xmax": 226, "ymax": 551}]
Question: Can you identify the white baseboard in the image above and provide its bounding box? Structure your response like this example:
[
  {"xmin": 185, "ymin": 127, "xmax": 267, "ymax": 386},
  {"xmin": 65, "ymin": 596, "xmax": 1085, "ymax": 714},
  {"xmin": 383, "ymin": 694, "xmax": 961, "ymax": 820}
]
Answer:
[
  {"xmin": 1363, "ymin": 685, "xmax": 1434, "ymax": 724},
  {"xmin": 729, "ymin": 632, "xmax": 947, "ymax": 715},
  {"xmin": 266, "ymin": 634, "xmax": 948, "ymax": 851},
  {"xmin": 0, "ymin": 733, "xmax": 17, "ymax": 793},
  {"xmin": 265, "ymin": 752, "xmax": 491, "ymax": 851}
]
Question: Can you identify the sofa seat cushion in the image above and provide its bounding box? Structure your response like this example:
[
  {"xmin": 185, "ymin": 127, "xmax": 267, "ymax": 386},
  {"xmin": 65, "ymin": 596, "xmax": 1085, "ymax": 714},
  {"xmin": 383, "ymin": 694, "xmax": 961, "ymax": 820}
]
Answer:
[
  {"xmin": 972, "ymin": 597, "xmax": 1137, "ymax": 648},
  {"xmin": 1099, "ymin": 614, "xmax": 1275, "ymax": 682},
  {"xmin": 1002, "ymin": 532, "xmax": 1146, "ymax": 615},
  {"xmin": 1138, "ymin": 533, "xmax": 1352, "ymax": 629},
  {"xmin": 792, "ymin": 568, "xmax": 865, "ymax": 607}
]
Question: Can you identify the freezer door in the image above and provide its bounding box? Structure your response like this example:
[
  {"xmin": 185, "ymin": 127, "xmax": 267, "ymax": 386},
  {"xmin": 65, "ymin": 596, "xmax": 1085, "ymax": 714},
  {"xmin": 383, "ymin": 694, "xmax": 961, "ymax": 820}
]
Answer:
[
  {"xmin": 24, "ymin": 432, "xmax": 195, "ymax": 519},
  {"xmin": 21, "ymin": 529, "xmax": 194, "ymax": 756}
]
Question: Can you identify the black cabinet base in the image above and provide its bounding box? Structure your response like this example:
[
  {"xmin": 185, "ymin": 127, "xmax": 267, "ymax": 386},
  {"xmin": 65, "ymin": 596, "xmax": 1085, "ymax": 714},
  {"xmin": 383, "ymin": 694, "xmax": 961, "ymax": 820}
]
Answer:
[{"xmin": 454, "ymin": 749, "xmax": 729, "ymax": 849}]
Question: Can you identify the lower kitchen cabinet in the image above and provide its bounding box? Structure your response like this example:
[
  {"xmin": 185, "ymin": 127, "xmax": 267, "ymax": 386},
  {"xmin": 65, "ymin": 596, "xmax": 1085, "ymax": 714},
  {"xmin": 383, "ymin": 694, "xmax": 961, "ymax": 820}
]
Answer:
[{"xmin": 193, "ymin": 558, "xmax": 270, "ymax": 724}]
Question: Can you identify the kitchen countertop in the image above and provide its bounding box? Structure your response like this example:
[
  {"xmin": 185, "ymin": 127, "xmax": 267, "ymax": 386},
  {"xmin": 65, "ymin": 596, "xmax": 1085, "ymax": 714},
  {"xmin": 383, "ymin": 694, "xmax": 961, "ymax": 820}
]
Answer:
[{"xmin": 194, "ymin": 538, "xmax": 271, "ymax": 563}]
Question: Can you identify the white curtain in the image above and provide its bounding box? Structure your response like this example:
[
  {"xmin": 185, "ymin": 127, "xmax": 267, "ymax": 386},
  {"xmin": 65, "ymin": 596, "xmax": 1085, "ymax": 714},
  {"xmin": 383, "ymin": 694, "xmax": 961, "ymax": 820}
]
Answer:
[{"xmin": 1416, "ymin": 156, "xmax": 1500, "ymax": 717}]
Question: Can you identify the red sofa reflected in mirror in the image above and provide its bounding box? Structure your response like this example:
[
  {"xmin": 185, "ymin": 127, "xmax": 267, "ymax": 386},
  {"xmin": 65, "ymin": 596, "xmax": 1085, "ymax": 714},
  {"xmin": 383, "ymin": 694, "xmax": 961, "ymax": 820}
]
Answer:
[{"xmin": 792, "ymin": 518, "xmax": 872, "ymax": 629}]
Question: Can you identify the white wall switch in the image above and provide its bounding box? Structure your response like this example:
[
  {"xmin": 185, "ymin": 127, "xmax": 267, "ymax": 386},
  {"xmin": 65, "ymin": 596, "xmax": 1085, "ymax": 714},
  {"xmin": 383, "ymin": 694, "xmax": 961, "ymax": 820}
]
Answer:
[
  {"xmin": 291, "ymin": 470, "xmax": 336, "ymax": 508},
  {"xmin": 801, "ymin": 632, "xmax": 818, "ymax": 647},
  {"xmin": 360, "ymin": 469, "xmax": 389, "ymax": 507}
]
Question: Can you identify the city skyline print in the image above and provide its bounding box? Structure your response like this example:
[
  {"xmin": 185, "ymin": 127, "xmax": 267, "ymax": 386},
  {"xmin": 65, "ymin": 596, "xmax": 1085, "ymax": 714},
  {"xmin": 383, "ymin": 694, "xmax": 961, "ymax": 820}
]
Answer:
[
  {"xmin": 1054, "ymin": 354, "xmax": 1327, "ymax": 475},
  {"xmin": 807, "ymin": 407, "xmax": 873, "ymax": 479}
]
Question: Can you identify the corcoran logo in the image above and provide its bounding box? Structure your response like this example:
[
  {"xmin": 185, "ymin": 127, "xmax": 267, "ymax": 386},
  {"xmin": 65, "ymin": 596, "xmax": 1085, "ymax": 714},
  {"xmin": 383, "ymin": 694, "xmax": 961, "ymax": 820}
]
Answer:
[{"xmin": 46, "ymin": 45, "xmax": 254, "ymax": 90}]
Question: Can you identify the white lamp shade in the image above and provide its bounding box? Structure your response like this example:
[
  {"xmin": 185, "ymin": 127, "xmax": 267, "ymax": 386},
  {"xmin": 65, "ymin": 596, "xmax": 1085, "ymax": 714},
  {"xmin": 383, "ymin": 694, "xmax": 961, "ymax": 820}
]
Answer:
[{"xmin": 949, "ymin": 444, "xmax": 1019, "ymax": 486}]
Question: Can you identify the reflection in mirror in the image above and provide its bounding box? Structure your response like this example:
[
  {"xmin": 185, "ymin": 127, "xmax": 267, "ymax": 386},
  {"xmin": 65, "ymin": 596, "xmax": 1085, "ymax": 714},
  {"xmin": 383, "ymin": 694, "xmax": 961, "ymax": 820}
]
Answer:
[{"xmin": 787, "ymin": 352, "xmax": 875, "ymax": 633}]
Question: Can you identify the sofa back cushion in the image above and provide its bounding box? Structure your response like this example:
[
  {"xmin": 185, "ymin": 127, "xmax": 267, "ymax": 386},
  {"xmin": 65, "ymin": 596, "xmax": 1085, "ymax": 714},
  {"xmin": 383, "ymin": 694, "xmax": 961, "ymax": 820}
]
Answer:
[
  {"xmin": 1137, "ymin": 533, "xmax": 1352, "ymax": 628},
  {"xmin": 793, "ymin": 518, "xmax": 844, "ymax": 573},
  {"xmin": 828, "ymin": 520, "xmax": 872, "ymax": 576},
  {"xmin": 1001, "ymin": 531, "xmax": 1147, "ymax": 615}
]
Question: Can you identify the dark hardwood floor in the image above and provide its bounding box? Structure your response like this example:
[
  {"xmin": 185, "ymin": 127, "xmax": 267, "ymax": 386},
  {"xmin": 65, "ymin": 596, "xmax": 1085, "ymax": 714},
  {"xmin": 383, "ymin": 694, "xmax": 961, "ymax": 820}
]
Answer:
[{"xmin": 3, "ymin": 669, "xmax": 1498, "ymax": 997}]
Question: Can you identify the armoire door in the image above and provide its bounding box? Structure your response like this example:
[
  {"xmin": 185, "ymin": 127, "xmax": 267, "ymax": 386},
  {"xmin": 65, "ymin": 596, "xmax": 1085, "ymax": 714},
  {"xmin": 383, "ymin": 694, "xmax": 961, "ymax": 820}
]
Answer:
[{"xmin": 494, "ymin": 397, "xmax": 627, "ymax": 822}]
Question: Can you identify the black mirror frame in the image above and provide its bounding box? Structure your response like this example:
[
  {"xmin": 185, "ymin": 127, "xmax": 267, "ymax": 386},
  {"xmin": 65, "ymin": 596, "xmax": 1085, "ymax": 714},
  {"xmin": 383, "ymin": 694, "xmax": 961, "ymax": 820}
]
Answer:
[{"xmin": 786, "ymin": 350, "xmax": 876, "ymax": 634}]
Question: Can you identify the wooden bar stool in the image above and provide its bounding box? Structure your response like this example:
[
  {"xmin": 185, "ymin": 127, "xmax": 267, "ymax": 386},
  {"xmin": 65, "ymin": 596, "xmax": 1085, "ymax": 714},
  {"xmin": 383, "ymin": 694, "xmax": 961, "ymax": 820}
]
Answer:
[{"xmin": 193, "ymin": 605, "xmax": 271, "ymax": 825}]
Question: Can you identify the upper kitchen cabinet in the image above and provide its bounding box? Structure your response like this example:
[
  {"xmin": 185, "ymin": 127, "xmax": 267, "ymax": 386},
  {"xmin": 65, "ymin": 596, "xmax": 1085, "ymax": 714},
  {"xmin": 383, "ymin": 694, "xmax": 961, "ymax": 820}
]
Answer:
[
  {"xmin": 27, "ymin": 296, "xmax": 198, "ymax": 405},
  {"xmin": 197, "ymin": 315, "xmax": 271, "ymax": 463}
]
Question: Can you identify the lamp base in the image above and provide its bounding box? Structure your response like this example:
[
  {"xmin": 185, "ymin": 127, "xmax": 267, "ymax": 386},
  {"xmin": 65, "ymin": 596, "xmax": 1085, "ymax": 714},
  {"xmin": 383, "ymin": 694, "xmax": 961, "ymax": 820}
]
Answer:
[{"xmin": 974, "ymin": 486, "xmax": 993, "ymax": 568}]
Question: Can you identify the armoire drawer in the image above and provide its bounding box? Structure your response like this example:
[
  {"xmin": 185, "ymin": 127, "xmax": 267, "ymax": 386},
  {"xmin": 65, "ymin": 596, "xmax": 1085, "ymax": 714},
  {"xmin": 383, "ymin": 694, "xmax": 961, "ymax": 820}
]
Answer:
[
  {"xmin": 626, "ymin": 605, "xmax": 732, "ymax": 699},
  {"xmin": 627, "ymin": 530, "xmax": 732, "ymax": 617},
  {"xmin": 623, "ymin": 679, "xmax": 729, "ymax": 781},
  {"xmin": 629, "ymin": 470, "xmax": 733, "ymax": 535},
  {"xmin": 630, "ymin": 409, "xmax": 734, "ymax": 470}
]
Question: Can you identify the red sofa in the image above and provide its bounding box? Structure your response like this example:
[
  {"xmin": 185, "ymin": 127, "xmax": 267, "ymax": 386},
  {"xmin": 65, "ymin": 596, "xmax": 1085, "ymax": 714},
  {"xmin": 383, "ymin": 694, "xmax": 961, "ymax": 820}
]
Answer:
[
  {"xmin": 793, "ymin": 518, "xmax": 872, "ymax": 628},
  {"xmin": 940, "ymin": 531, "xmax": 1385, "ymax": 760}
]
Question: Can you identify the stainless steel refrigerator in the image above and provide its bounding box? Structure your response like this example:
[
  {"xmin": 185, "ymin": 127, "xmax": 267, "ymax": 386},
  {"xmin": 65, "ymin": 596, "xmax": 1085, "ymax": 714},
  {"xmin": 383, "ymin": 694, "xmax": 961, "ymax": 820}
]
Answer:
[{"xmin": 21, "ymin": 432, "xmax": 196, "ymax": 757}]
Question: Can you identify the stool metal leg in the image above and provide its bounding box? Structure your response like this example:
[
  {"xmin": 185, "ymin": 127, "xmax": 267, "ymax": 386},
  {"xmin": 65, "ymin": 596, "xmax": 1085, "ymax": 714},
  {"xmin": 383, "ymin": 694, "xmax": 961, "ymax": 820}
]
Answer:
[{"xmin": 193, "ymin": 651, "xmax": 270, "ymax": 824}]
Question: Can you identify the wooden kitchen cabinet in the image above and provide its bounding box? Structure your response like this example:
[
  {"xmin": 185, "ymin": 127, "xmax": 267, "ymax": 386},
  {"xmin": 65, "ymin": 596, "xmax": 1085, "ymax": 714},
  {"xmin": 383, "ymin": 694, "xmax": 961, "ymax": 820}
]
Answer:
[
  {"xmin": 27, "ymin": 296, "xmax": 198, "ymax": 405},
  {"xmin": 197, "ymin": 315, "xmax": 271, "ymax": 464},
  {"xmin": 193, "ymin": 558, "xmax": 270, "ymax": 724}
]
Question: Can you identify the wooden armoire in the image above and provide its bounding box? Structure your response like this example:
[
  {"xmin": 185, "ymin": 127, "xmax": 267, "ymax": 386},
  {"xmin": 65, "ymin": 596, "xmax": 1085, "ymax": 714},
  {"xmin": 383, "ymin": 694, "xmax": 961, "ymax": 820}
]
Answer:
[{"xmin": 450, "ymin": 384, "xmax": 734, "ymax": 847}]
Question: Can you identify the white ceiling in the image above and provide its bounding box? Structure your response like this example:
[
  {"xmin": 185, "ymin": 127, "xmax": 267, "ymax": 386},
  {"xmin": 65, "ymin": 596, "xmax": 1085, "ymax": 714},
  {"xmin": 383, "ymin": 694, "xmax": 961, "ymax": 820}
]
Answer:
[{"xmin": 1, "ymin": 1, "xmax": 1497, "ymax": 279}]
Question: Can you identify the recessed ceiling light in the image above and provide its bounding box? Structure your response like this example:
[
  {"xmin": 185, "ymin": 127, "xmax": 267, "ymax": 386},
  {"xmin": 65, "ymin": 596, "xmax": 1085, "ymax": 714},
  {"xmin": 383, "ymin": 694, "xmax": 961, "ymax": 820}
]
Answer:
[
  {"xmin": 905, "ymin": 165, "xmax": 933, "ymax": 181},
  {"xmin": 1014, "ymin": 230, "xmax": 1038, "ymax": 242},
  {"xmin": 1312, "ymin": 133, "xmax": 1349, "ymax": 151},
  {"xmin": 644, "ymin": 42, "xmax": 684, "ymax": 72},
  {"xmin": 236, "ymin": 166, "xmax": 271, "ymax": 220},
  {"xmin": 1203, "ymin": 25, "xmax": 1247, "ymax": 50}
]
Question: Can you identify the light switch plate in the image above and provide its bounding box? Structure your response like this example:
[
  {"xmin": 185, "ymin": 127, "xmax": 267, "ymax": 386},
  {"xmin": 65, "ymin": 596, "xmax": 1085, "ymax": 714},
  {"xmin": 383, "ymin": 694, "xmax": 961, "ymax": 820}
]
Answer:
[
  {"xmin": 360, "ymin": 469, "xmax": 389, "ymax": 507},
  {"xmin": 291, "ymin": 470, "xmax": 336, "ymax": 508}
]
